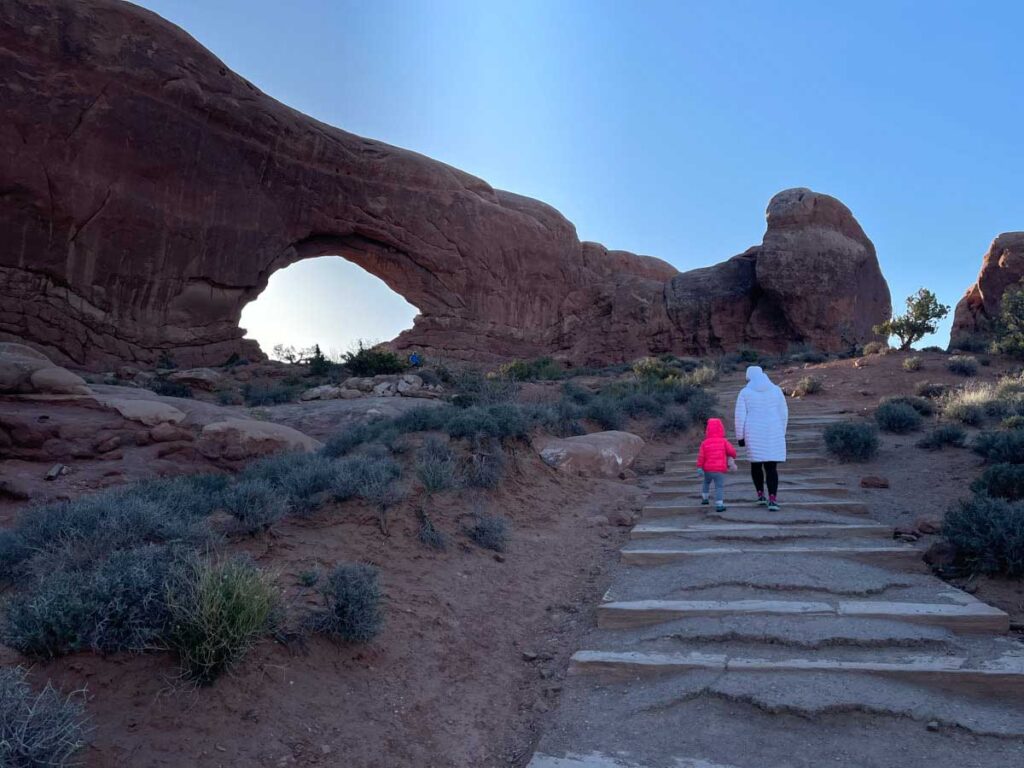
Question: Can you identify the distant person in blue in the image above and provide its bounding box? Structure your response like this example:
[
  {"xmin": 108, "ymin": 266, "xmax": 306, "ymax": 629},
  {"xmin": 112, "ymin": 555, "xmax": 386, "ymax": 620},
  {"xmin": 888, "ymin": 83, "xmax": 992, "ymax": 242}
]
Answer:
[{"xmin": 408, "ymin": 352, "xmax": 422, "ymax": 367}]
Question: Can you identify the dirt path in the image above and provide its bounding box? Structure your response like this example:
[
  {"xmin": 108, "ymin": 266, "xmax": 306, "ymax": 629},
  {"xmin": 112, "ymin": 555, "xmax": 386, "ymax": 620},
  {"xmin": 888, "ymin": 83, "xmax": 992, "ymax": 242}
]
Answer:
[{"xmin": 527, "ymin": 376, "xmax": 1024, "ymax": 767}]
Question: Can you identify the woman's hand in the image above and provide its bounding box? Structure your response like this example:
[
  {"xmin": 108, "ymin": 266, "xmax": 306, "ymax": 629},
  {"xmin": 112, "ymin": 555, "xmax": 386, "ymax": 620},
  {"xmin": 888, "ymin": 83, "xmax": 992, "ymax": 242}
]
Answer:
[{"xmin": 738, "ymin": 439, "xmax": 745, "ymax": 447}]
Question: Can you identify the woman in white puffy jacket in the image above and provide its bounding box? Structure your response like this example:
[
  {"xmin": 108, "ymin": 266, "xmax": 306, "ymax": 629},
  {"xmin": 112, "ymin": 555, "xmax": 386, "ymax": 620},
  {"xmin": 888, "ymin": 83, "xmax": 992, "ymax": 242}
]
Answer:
[{"xmin": 734, "ymin": 365, "xmax": 788, "ymax": 511}]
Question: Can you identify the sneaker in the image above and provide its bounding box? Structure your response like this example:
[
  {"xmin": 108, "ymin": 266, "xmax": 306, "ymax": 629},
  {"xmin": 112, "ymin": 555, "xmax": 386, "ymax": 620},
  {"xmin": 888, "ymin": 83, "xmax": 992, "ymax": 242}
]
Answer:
[
  {"xmin": 715, "ymin": 503, "xmax": 727, "ymax": 512},
  {"xmin": 757, "ymin": 496, "xmax": 768, "ymax": 506},
  {"xmin": 767, "ymin": 497, "xmax": 780, "ymax": 512},
  {"xmin": 701, "ymin": 497, "xmax": 710, "ymax": 506}
]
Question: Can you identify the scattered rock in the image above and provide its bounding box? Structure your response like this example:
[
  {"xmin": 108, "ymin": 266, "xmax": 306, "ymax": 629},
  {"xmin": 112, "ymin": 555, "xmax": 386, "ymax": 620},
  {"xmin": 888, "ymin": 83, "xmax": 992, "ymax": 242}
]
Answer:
[
  {"xmin": 96, "ymin": 397, "xmax": 187, "ymax": 426},
  {"xmin": 300, "ymin": 385, "xmax": 343, "ymax": 401},
  {"xmin": 923, "ymin": 541, "xmax": 957, "ymax": 568},
  {"xmin": 167, "ymin": 368, "xmax": 223, "ymax": 390},
  {"xmin": 860, "ymin": 476, "xmax": 889, "ymax": 489},
  {"xmin": 926, "ymin": 721, "xmax": 940, "ymax": 732},
  {"xmin": 609, "ymin": 510, "xmax": 637, "ymax": 527},
  {"xmin": 149, "ymin": 423, "xmax": 195, "ymax": 443},
  {"xmin": 533, "ymin": 431, "xmax": 645, "ymax": 477},
  {"xmin": 44, "ymin": 463, "xmax": 69, "ymax": 481},
  {"xmin": 914, "ymin": 516, "xmax": 942, "ymax": 535},
  {"xmin": 93, "ymin": 434, "xmax": 121, "ymax": 454}
]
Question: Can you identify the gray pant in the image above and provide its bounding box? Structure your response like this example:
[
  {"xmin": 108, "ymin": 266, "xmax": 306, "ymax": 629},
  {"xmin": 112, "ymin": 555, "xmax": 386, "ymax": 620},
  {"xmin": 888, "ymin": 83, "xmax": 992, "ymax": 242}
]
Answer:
[{"xmin": 702, "ymin": 471, "xmax": 725, "ymax": 504}]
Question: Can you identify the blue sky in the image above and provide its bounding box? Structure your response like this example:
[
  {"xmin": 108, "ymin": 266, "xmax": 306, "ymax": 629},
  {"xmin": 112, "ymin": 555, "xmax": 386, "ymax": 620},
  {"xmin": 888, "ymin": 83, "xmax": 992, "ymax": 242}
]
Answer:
[{"xmin": 138, "ymin": 0, "xmax": 1023, "ymax": 353}]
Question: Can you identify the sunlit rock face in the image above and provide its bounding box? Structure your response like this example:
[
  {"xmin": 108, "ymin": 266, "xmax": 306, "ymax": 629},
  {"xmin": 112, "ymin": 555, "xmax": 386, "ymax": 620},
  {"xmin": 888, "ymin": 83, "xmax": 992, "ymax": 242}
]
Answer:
[
  {"xmin": 0, "ymin": 1, "xmax": 889, "ymax": 368},
  {"xmin": 951, "ymin": 233, "xmax": 1024, "ymax": 348}
]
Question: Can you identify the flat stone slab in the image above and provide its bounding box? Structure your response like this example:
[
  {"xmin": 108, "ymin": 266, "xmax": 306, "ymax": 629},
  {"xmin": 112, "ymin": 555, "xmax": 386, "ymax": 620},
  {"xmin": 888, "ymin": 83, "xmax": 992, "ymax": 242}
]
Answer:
[
  {"xmin": 570, "ymin": 650, "xmax": 1024, "ymax": 692},
  {"xmin": 648, "ymin": 487, "xmax": 854, "ymax": 501},
  {"xmin": 529, "ymin": 754, "xmax": 742, "ymax": 768},
  {"xmin": 642, "ymin": 500, "xmax": 869, "ymax": 519},
  {"xmin": 621, "ymin": 545, "xmax": 922, "ymax": 568},
  {"xmin": 631, "ymin": 522, "xmax": 891, "ymax": 541},
  {"xmin": 597, "ymin": 599, "xmax": 1009, "ymax": 633}
]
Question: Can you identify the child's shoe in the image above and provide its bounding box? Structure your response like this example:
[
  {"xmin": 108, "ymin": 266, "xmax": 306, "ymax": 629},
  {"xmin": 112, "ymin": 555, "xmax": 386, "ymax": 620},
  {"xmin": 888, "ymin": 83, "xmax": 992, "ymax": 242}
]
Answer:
[
  {"xmin": 700, "ymin": 497, "xmax": 710, "ymax": 506},
  {"xmin": 756, "ymin": 493, "xmax": 768, "ymax": 506},
  {"xmin": 767, "ymin": 495, "xmax": 780, "ymax": 511},
  {"xmin": 715, "ymin": 502, "xmax": 726, "ymax": 512}
]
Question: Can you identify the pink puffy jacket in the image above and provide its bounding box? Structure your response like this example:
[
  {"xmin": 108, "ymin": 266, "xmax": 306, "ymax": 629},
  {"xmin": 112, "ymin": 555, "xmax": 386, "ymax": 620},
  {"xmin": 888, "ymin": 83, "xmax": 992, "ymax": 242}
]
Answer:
[{"xmin": 696, "ymin": 417, "xmax": 737, "ymax": 473}]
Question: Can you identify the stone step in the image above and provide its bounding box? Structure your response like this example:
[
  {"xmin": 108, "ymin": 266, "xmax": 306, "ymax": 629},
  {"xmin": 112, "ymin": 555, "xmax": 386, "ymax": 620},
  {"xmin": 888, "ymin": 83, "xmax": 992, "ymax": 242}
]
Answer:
[
  {"xmin": 630, "ymin": 522, "xmax": 892, "ymax": 541},
  {"xmin": 665, "ymin": 456, "xmax": 832, "ymax": 472},
  {"xmin": 568, "ymin": 650, "xmax": 1024, "ymax": 693},
  {"xmin": 529, "ymin": 755, "xmax": 742, "ymax": 768},
  {"xmin": 596, "ymin": 599, "xmax": 1009, "ymax": 633},
  {"xmin": 642, "ymin": 500, "xmax": 869, "ymax": 518},
  {"xmin": 649, "ymin": 486, "xmax": 854, "ymax": 501},
  {"xmin": 621, "ymin": 544, "xmax": 921, "ymax": 568},
  {"xmin": 653, "ymin": 474, "xmax": 838, "ymax": 487}
]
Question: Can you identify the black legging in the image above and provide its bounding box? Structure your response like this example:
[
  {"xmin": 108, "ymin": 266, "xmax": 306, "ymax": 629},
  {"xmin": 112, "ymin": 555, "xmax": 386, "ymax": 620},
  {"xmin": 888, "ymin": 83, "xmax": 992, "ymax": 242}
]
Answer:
[{"xmin": 751, "ymin": 461, "xmax": 779, "ymax": 496}]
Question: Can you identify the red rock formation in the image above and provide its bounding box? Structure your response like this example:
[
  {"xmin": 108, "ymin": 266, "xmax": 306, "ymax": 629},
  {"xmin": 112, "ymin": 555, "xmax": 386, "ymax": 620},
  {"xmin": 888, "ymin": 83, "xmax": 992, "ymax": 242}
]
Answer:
[
  {"xmin": 951, "ymin": 233, "xmax": 1024, "ymax": 347},
  {"xmin": 0, "ymin": 0, "xmax": 890, "ymax": 368}
]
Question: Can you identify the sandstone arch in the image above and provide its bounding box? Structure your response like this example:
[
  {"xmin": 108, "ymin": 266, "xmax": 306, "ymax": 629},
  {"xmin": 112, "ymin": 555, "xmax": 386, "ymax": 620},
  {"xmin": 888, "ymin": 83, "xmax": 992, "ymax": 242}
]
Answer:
[{"xmin": 0, "ymin": 0, "xmax": 890, "ymax": 369}]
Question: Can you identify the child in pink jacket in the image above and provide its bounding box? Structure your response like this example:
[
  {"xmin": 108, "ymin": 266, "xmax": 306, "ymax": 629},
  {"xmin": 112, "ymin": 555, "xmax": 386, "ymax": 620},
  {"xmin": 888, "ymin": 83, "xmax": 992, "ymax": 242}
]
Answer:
[{"xmin": 696, "ymin": 417, "xmax": 738, "ymax": 511}]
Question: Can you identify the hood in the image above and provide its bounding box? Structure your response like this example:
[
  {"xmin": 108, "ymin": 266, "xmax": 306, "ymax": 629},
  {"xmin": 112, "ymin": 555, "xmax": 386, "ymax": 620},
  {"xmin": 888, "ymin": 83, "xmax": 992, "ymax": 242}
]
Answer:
[
  {"xmin": 705, "ymin": 417, "xmax": 725, "ymax": 438},
  {"xmin": 744, "ymin": 365, "xmax": 775, "ymax": 392}
]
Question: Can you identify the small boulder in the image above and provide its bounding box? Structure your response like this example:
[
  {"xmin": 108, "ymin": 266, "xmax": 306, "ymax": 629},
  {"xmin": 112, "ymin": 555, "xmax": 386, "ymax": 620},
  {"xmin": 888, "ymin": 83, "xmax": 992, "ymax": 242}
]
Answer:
[
  {"xmin": 923, "ymin": 540, "xmax": 957, "ymax": 568},
  {"xmin": 150, "ymin": 422, "xmax": 194, "ymax": 443},
  {"xmin": 533, "ymin": 431, "xmax": 645, "ymax": 478},
  {"xmin": 860, "ymin": 476, "xmax": 890, "ymax": 489},
  {"xmin": 300, "ymin": 385, "xmax": 342, "ymax": 401},
  {"xmin": 97, "ymin": 396, "xmax": 186, "ymax": 426},
  {"xmin": 372, "ymin": 381, "xmax": 396, "ymax": 397},
  {"xmin": 0, "ymin": 342, "xmax": 91, "ymax": 395},
  {"xmin": 198, "ymin": 418, "xmax": 322, "ymax": 463},
  {"xmin": 336, "ymin": 388, "xmax": 364, "ymax": 399},
  {"xmin": 168, "ymin": 368, "xmax": 223, "ymax": 391},
  {"xmin": 914, "ymin": 516, "xmax": 942, "ymax": 535}
]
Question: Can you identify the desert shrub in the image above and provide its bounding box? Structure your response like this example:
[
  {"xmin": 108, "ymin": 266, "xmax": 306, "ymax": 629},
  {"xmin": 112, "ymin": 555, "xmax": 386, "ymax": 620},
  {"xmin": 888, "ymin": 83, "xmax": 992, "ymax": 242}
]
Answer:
[
  {"xmin": 824, "ymin": 421, "xmax": 879, "ymax": 462},
  {"xmin": 942, "ymin": 495, "xmax": 1024, "ymax": 577},
  {"xmin": 0, "ymin": 667, "xmax": 90, "ymax": 767},
  {"xmin": 149, "ymin": 378, "xmax": 193, "ymax": 399},
  {"xmin": 541, "ymin": 400, "xmax": 585, "ymax": 437},
  {"xmin": 166, "ymin": 558, "xmax": 279, "ymax": 685},
  {"xmin": 632, "ymin": 356, "xmax": 677, "ymax": 380},
  {"xmin": 619, "ymin": 393, "xmax": 666, "ymax": 418},
  {"xmin": 342, "ymin": 341, "xmax": 406, "ymax": 376},
  {"xmin": 584, "ymin": 397, "xmax": 624, "ymax": 430},
  {"xmin": 793, "ymin": 376, "xmax": 823, "ymax": 396},
  {"xmin": 4, "ymin": 545, "xmax": 182, "ymax": 658},
  {"xmin": 320, "ymin": 422, "xmax": 383, "ymax": 458},
  {"xmin": 738, "ymin": 349, "xmax": 759, "ymax": 363},
  {"xmin": 495, "ymin": 357, "xmax": 565, "ymax": 381},
  {"xmin": 390, "ymin": 405, "xmax": 453, "ymax": 434},
  {"xmin": 914, "ymin": 381, "xmax": 948, "ymax": 398},
  {"xmin": 902, "ymin": 356, "xmax": 923, "ymax": 372},
  {"xmin": 1003, "ymin": 415, "xmax": 1024, "ymax": 430},
  {"xmin": 562, "ymin": 381, "xmax": 594, "ymax": 405},
  {"xmin": 306, "ymin": 344, "xmax": 332, "ymax": 377},
  {"xmin": 417, "ymin": 510, "xmax": 449, "ymax": 551},
  {"xmin": 971, "ymin": 464, "xmax": 1024, "ymax": 501},
  {"xmin": 2, "ymin": 481, "xmax": 215, "ymax": 581},
  {"xmin": 916, "ymin": 424, "xmax": 966, "ymax": 451},
  {"xmin": 298, "ymin": 569, "xmax": 320, "ymax": 587},
  {"xmin": 444, "ymin": 405, "xmax": 526, "ymax": 440},
  {"xmin": 309, "ymin": 564, "xmax": 383, "ymax": 642},
  {"xmin": 686, "ymin": 390, "xmax": 718, "ymax": 422},
  {"xmin": 449, "ymin": 369, "xmax": 518, "ymax": 406},
  {"xmin": 462, "ymin": 440, "xmax": 506, "ymax": 489},
  {"xmin": 216, "ymin": 389, "xmax": 243, "ymax": 406},
  {"xmin": 416, "ymin": 437, "xmax": 458, "ymax": 492},
  {"xmin": 947, "ymin": 355, "xmax": 979, "ymax": 376},
  {"xmin": 656, "ymin": 408, "xmax": 691, "ymax": 434},
  {"xmin": 464, "ymin": 514, "xmax": 510, "ymax": 552},
  {"xmin": 972, "ymin": 430, "xmax": 1024, "ymax": 464},
  {"xmin": 880, "ymin": 394, "xmax": 934, "ymax": 416},
  {"xmin": 221, "ymin": 478, "xmax": 288, "ymax": 534},
  {"xmin": 862, "ymin": 341, "xmax": 889, "ymax": 356},
  {"xmin": 874, "ymin": 401, "xmax": 922, "ymax": 433},
  {"xmin": 992, "ymin": 281, "xmax": 1024, "ymax": 357},
  {"xmin": 242, "ymin": 380, "xmax": 296, "ymax": 406},
  {"xmin": 874, "ymin": 288, "xmax": 950, "ymax": 350},
  {"xmin": 685, "ymin": 365, "xmax": 718, "ymax": 388},
  {"xmin": 241, "ymin": 453, "xmax": 338, "ymax": 516},
  {"xmin": 331, "ymin": 453, "xmax": 403, "ymax": 506}
]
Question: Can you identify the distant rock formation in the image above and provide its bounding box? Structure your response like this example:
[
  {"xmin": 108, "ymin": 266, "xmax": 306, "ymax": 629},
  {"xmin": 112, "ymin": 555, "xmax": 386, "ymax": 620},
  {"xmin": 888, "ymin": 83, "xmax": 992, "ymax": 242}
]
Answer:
[
  {"xmin": 0, "ymin": 0, "xmax": 890, "ymax": 368},
  {"xmin": 951, "ymin": 233, "xmax": 1024, "ymax": 348}
]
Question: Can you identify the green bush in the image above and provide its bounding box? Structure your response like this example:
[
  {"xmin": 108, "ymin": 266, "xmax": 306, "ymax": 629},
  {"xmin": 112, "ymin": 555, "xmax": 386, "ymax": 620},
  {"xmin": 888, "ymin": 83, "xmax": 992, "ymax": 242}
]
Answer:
[
  {"xmin": 793, "ymin": 376, "xmax": 823, "ymax": 396},
  {"xmin": 321, "ymin": 422, "xmax": 383, "ymax": 458},
  {"xmin": 972, "ymin": 430, "xmax": 1024, "ymax": 464},
  {"xmin": 942, "ymin": 495, "xmax": 1024, "ymax": 576},
  {"xmin": 445, "ymin": 404, "xmax": 528, "ymax": 441},
  {"xmin": 448, "ymin": 369, "xmax": 518, "ymax": 406},
  {"xmin": 915, "ymin": 381, "xmax": 948, "ymax": 398},
  {"xmin": 947, "ymin": 355, "xmax": 979, "ymax": 376},
  {"xmin": 309, "ymin": 564, "xmax": 383, "ymax": 643},
  {"xmin": 684, "ymin": 365, "xmax": 718, "ymax": 388},
  {"xmin": 902, "ymin": 356, "xmax": 923, "ymax": 372},
  {"xmin": 971, "ymin": 464, "xmax": 1024, "ymax": 501},
  {"xmin": 916, "ymin": 424, "xmax": 966, "ymax": 451},
  {"xmin": 656, "ymin": 408, "xmax": 691, "ymax": 434},
  {"xmin": 3, "ymin": 546, "xmax": 181, "ymax": 659},
  {"xmin": 495, "ymin": 357, "xmax": 565, "ymax": 381},
  {"xmin": 875, "ymin": 401, "xmax": 922, "ymax": 433},
  {"xmin": 221, "ymin": 478, "xmax": 288, "ymax": 534},
  {"xmin": 416, "ymin": 437, "xmax": 458, "ymax": 492},
  {"xmin": 562, "ymin": 382, "xmax": 594, "ymax": 405},
  {"xmin": 992, "ymin": 281, "xmax": 1024, "ymax": 357},
  {"xmin": 880, "ymin": 394, "xmax": 934, "ymax": 416},
  {"xmin": 0, "ymin": 667, "xmax": 90, "ymax": 767},
  {"xmin": 166, "ymin": 558, "xmax": 279, "ymax": 685},
  {"xmin": 1003, "ymin": 415, "xmax": 1024, "ymax": 430},
  {"xmin": 342, "ymin": 342, "xmax": 407, "ymax": 376},
  {"xmin": 331, "ymin": 454, "xmax": 403, "ymax": 505},
  {"xmin": 417, "ymin": 510, "xmax": 449, "ymax": 551},
  {"xmin": 862, "ymin": 341, "xmax": 889, "ymax": 355},
  {"xmin": 632, "ymin": 356, "xmax": 676, "ymax": 380},
  {"xmin": 619, "ymin": 393, "xmax": 667, "ymax": 418},
  {"xmin": 873, "ymin": 288, "xmax": 950, "ymax": 351},
  {"xmin": 464, "ymin": 514, "xmax": 510, "ymax": 552},
  {"xmin": 584, "ymin": 397, "xmax": 624, "ymax": 430},
  {"xmin": 306, "ymin": 344, "xmax": 332, "ymax": 376},
  {"xmin": 686, "ymin": 390, "xmax": 718, "ymax": 422},
  {"xmin": 824, "ymin": 421, "xmax": 879, "ymax": 462},
  {"xmin": 241, "ymin": 453, "xmax": 338, "ymax": 517},
  {"xmin": 242, "ymin": 380, "xmax": 297, "ymax": 406}
]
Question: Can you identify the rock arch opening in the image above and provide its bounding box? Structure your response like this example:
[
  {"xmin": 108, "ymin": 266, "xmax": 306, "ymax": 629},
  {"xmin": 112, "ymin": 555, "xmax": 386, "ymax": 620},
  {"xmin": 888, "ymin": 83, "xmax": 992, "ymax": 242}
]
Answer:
[{"xmin": 240, "ymin": 254, "xmax": 419, "ymax": 361}]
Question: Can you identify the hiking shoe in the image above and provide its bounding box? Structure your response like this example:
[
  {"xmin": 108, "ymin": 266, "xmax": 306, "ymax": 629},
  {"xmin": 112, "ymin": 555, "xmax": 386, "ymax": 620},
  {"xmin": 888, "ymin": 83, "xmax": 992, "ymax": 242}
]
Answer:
[
  {"xmin": 715, "ymin": 504, "xmax": 727, "ymax": 512},
  {"xmin": 767, "ymin": 500, "xmax": 780, "ymax": 511},
  {"xmin": 701, "ymin": 498, "xmax": 710, "ymax": 506},
  {"xmin": 757, "ymin": 497, "xmax": 768, "ymax": 506}
]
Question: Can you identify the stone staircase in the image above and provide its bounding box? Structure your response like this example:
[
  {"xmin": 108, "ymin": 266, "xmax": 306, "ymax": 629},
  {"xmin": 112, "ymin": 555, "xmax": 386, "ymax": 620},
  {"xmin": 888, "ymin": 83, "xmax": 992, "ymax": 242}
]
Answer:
[{"xmin": 528, "ymin": 379, "xmax": 1024, "ymax": 768}]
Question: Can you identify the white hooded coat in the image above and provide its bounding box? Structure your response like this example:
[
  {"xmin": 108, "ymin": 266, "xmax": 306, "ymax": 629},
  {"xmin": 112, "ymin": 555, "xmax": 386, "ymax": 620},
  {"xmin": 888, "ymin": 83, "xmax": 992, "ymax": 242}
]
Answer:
[{"xmin": 734, "ymin": 365, "xmax": 789, "ymax": 462}]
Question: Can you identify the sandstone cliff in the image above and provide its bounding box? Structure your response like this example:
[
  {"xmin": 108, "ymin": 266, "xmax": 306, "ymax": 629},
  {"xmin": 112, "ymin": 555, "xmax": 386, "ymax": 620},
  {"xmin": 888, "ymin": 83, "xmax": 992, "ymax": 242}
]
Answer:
[{"xmin": 951, "ymin": 233, "xmax": 1024, "ymax": 348}]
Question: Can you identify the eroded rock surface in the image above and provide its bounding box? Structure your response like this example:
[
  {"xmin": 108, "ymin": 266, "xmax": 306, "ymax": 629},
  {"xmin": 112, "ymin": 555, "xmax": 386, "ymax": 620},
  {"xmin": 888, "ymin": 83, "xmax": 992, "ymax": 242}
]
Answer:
[
  {"xmin": 0, "ymin": 0, "xmax": 890, "ymax": 368},
  {"xmin": 533, "ymin": 431, "xmax": 645, "ymax": 478},
  {"xmin": 951, "ymin": 232, "xmax": 1024, "ymax": 347}
]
